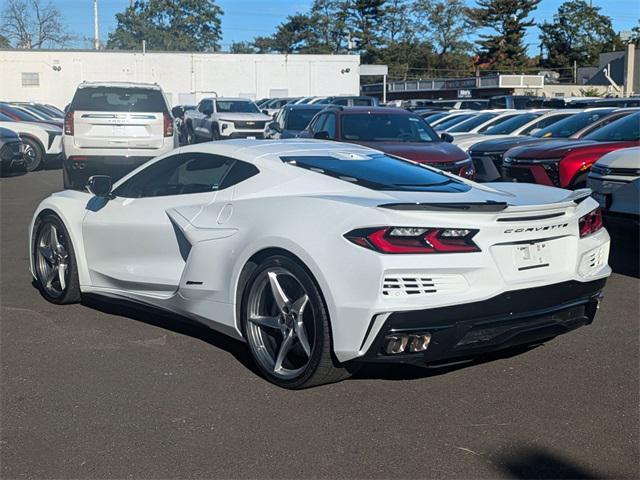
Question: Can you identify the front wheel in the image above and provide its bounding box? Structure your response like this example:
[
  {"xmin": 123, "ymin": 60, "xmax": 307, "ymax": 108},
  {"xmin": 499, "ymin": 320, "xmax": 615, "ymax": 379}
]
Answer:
[
  {"xmin": 241, "ymin": 255, "xmax": 350, "ymax": 389},
  {"xmin": 33, "ymin": 214, "xmax": 81, "ymax": 304},
  {"xmin": 22, "ymin": 138, "xmax": 44, "ymax": 172}
]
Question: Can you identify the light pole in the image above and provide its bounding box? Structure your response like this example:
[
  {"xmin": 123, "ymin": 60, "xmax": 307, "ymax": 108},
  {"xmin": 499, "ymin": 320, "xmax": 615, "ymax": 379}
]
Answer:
[{"xmin": 93, "ymin": 0, "xmax": 100, "ymax": 50}]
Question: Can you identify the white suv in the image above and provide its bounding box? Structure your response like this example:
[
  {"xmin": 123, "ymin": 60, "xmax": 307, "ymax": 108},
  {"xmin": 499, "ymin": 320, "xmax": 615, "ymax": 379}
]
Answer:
[{"xmin": 62, "ymin": 82, "xmax": 177, "ymax": 189}]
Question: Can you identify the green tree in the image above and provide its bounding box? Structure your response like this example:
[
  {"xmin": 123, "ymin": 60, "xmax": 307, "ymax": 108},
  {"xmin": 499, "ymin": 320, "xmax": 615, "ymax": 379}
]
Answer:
[
  {"xmin": 106, "ymin": 0, "xmax": 223, "ymax": 51},
  {"xmin": 344, "ymin": 0, "xmax": 387, "ymax": 62},
  {"xmin": 306, "ymin": 0, "xmax": 349, "ymax": 53},
  {"xmin": 375, "ymin": 0, "xmax": 418, "ymax": 75},
  {"xmin": 229, "ymin": 41, "xmax": 256, "ymax": 53},
  {"xmin": 1, "ymin": 0, "xmax": 73, "ymax": 48},
  {"xmin": 540, "ymin": 0, "xmax": 621, "ymax": 71},
  {"xmin": 413, "ymin": 0, "xmax": 474, "ymax": 73},
  {"xmin": 632, "ymin": 20, "xmax": 640, "ymax": 45},
  {"xmin": 468, "ymin": 0, "xmax": 540, "ymax": 71},
  {"xmin": 251, "ymin": 14, "xmax": 315, "ymax": 53}
]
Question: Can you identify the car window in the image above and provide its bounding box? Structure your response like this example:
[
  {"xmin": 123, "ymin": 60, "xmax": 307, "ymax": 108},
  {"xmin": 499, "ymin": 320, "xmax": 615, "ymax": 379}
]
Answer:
[
  {"xmin": 216, "ymin": 101, "xmax": 260, "ymax": 114},
  {"xmin": 280, "ymin": 153, "xmax": 470, "ymax": 192},
  {"xmin": 584, "ymin": 112, "xmax": 640, "ymax": 142},
  {"xmin": 114, "ymin": 153, "xmax": 237, "ymax": 198},
  {"xmin": 341, "ymin": 113, "xmax": 439, "ymax": 142},
  {"xmin": 71, "ymin": 87, "xmax": 167, "ymax": 113},
  {"xmin": 286, "ymin": 109, "xmax": 321, "ymax": 131},
  {"xmin": 0, "ymin": 105, "xmax": 40, "ymax": 121},
  {"xmin": 0, "ymin": 112, "xmax": 12, "ymax": 121},
  {"xmin": 434, "ymin": 114, "xmax": 476, "ymax": 131},
  {"xmin": 332, "ymin": 98, "xmax": 349, "ymax": 106},
  {"xmin": 447, "ymin": 113, "xmax": 498, "ymax": 132},
  {"xmin": 520, "ymin": 113, "xmax": 573, "ymax": 134},
  {"xmin": 489, "ymin": 97, "xmax": 507, "ymax": 109},
  {"xmin": 311, "ymin": 114, "xmax": 327, "ymax": 134},
  {"xmin": 323, "ymin": 113, "xmax": 337, "ymax": 138},
  {"xmin": 352, "ymin": 98, "xmax": 373, "ymax": 106},
  {"xmin": 532, "ymin": 110, "xmax": 616, "ymax": 138},
  {"xmin": 198, "ymin": 100, "xmax": 212, "ymax": 113},
  {"xmin": 484, "ymin": 113, "xmax": 539, "ymax": 134}
]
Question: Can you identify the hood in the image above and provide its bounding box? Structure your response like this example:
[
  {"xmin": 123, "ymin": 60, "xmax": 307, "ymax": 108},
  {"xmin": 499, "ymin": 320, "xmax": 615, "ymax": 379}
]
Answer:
[
  {"xmin": 469, "ymin": 136, "xmax": 551, "ymax": 154},
  {"xmin": 595, "ymin": 146, "xmax": 640, "ymax": 169},
  {"xmin": 217, "ymin": 112, "xmax": 272, "ymax": 122},
  {"xmin": 507, "ymin": 139, "xmax": 597, "ymax": 159},
  {"xmin": 0, "ymin": 127, "xmax": 20, "ymax": 140},
  {"xmin": 453, "ymin": 134, "xmax": 512, "ymax": 151},
  {"xmin": 353, "ymin": 141, "xmax": 469, "ymax": 163},
  {"xmin": 24, "ymin": 121, "xmax": 62, "ymax": 133}
]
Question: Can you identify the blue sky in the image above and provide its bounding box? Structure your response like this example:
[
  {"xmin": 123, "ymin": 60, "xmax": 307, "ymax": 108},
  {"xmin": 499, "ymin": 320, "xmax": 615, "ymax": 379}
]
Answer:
[{"xmin": 49, "ymin": 0, "xmax": 639, "ymax": 51}]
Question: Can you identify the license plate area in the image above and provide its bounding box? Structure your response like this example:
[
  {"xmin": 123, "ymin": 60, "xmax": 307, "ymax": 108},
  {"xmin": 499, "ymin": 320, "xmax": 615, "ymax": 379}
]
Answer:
[{"xmin": 514, "ymin": 242, "xmax": 550, "ymax": 271}]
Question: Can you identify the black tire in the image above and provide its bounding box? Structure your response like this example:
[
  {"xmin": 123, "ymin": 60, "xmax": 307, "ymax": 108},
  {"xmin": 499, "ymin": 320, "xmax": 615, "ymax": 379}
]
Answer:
[
  {"xmin": 211, "ymin": 125, "xmax": 221, "ymax": 141},
  {"xmin": 241, "ymin": 255, "xmax": 351, "ymax": 389},
  {"xmin": 22, "ymin": 137, "xmax": 44, "ymax": 172},
  {"xmin": 33, "ymin": 213, "xmax": 81, "ymax": 304},
  {"xmin": 186, "ymin": 123, "xmax": 196, "ymax": 144}
]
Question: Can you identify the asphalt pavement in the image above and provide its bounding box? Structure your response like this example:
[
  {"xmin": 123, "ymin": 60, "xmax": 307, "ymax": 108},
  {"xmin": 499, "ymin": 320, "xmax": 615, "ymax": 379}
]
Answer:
[{"xmin": 1, "ymin": 169, "xmax": 638, "ymax": 479}]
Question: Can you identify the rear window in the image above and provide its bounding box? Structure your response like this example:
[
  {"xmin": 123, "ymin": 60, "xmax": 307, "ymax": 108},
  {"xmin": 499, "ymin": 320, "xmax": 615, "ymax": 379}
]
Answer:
[
  {"xmin": 286, "ymin": 109, "xmax": 320, "ymax": 131},
  {"xmin": 281, "ymin": 153, "xmax": 470, "ymax": 192},
  {"xmin": 484, "ymin": 113, "xmax": 539, "ymax": 135},
  {"xmin": 71, "ymin": 87, "xmax": 167, "ymax": 112},
  {"xmin": 584, "ymin": 112, "xmax": 640, "ymax": 142},
  {"xmin": 341, "ymin": 113, "xmax": 440, "ymax": 143}
]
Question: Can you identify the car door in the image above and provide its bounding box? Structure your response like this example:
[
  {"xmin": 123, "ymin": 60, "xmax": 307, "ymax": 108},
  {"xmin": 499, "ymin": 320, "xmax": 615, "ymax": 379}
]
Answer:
[
  {"xmin": 82, "ymin": 151, "xmax": 237, "ymax": 296},
  {"xmin": 195, "ymin": 100, "xmax": 213, "ymax": 139}
]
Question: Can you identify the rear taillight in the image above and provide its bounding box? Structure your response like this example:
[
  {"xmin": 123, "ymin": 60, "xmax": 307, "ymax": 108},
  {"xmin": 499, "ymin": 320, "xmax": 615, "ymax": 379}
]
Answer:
[
  {"xmin": 344, "ymin": 227, "xmax": 480, "ymax": 254},
  {"xmin": 163, "ymin": 112, "xmax": 174, "ymax": 137},
  {"xmin": 64, "ymin": 110, "xmax": 74, "ymax": 135},
  {"xmin": 579, "ymin": 208, "xmax": 603, "ymax": 238}
]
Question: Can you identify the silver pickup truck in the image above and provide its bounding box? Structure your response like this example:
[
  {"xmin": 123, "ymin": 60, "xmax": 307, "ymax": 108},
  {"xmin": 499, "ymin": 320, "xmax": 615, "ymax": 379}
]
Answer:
[{"xmin": 184, "ymin": 98, "xmax": 272, "ymax": 143}]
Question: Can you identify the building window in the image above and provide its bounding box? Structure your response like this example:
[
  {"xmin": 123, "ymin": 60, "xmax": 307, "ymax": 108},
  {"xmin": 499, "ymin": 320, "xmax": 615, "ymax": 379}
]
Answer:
[{"xmin": 21, "ymin": 72, "xmax": 39, "ymax": 87}]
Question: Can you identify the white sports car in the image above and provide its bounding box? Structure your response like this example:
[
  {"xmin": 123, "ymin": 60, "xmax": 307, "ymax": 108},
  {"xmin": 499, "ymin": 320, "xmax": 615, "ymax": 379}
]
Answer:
[{"xmin": 29, "ymin": 140, "xmax": 611, "ymax": 388}]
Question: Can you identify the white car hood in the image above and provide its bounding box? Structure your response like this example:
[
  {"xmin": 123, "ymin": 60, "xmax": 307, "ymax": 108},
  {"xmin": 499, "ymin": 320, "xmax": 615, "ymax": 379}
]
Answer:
[
  {"xmin": 595, "ymin": 146, "xmax": 640, "ymax": 169},
  {"xmin": 453, "ymin": 134, "xmax": 512, "ymax": 151}
]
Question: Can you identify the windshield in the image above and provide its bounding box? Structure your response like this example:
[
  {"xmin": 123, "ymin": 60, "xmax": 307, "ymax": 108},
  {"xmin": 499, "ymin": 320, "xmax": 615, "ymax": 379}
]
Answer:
[
  {"xmin": 532, "ymin": 110, "xmax": 616, "ymax": 138},
  {"xmin": 341, "ymin": 113, "xmax": 440, "ymax": 143},
  {"xmin": 434, "ymin": 114, "xmax": 477, "ymax": 131},
  {"xmin": 0, "ymin": 104, "xmax": 40, "ymax": 121},
  {"xmin": 281, "ymin": 153, "xmax": 470, "ymax": 192},
  {"xmin": 71, "ymin": 87, "xmax": 167, "ymax": 112},
  {"xmin": 584, "ymin": 112, "xmax": 640, "ymax": 142},
  {"xmin": 0, "ymin": 112, "xmax": 13, "ymax": 121},
  {"xmin": 286, "ymin": 109, "xmax": 321, "ymax": 131},
  {"xmin": 217, "ymin": 100, "xmax": 260, "ymax": 113},
  {"xmin": 448, "ymin": 113, "xmax": 499, "ymax": 132},
  {"xmin": 483, "ymin": 113, "xmax": 539, "ymax": 135},
  {"xmin": 422, "ymin": 112, "xmax": 449, "ymax": 124}
]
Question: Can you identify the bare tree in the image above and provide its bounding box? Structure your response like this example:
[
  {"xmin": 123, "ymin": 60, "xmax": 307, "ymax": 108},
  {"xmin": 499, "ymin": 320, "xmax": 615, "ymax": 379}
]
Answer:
[{"xmin": 2, "ymin": 0, "xmax": 73, "ymax": 48}]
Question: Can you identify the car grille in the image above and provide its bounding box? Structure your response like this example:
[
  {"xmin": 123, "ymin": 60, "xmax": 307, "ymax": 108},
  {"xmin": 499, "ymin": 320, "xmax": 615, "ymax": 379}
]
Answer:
[
  {"xmin": 542, "ymin": 163, "xmax": 561, "ymax": 186},
  {"xmin": 234, "ymin": 120, "xmax": 267, "ymax": 130},
  {"xmin": 503, "ymin": 165, "xmax": 535, "ymax": 183},
  {"xmin": 382, "ymin": 274, "xmax": 467, "ymax": 298},
  {"xmin": 471, "ymin": 152, "xmax": 503, "ymax": 175},
  {"xmin": 0, "ymin": 141, "xmax": 22, "ymax": 161},
  {"xmin": 591, "ymin": 165, "xmax": 640, "ymax": 177}
]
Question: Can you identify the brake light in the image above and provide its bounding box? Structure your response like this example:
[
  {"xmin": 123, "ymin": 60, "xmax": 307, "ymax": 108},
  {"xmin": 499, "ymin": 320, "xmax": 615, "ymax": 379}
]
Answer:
[
  {"xmin": 344, "ymin": 227, "xmax": 480, "ymax": 254},
  {"xmin": 163, "ymin": 112, "xmax": 174, "ymax": 137},
  {"xmin": 579, "ymin": 208, "xmax": 603, "ymax": 238},
  {"xmin": 64, "ymin": 110, "xmax": 74, "ymax": 135}
]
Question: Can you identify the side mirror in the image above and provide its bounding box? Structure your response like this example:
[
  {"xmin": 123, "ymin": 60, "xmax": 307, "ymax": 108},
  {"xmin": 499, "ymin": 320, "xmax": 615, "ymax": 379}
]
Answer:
[
  {"xmin": 440, "ymin": 132, "xmax": 454, "ymax": 143},
  {"xmin": 269, "ymin": 122, "xmax": 282, "ymax": 133},
  {"xmin": 87, "ymin": 175, "xmax": 113, "ymax": 198},
  {"xmin": 313, "ymin": 131, "xmax": 331, "ymax": 140},
  {"xmin": 262, "ymin": 109, "xmax": 270, "ymax": 116},
  {"xmin": 171, "ymin": 106, "xmax": 184, "ymax": 118}
]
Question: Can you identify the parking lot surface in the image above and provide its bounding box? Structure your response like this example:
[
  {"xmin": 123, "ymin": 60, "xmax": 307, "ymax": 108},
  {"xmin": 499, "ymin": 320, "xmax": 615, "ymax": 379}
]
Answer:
[{"xmin": 1, "ymin": 169, "xmax": 638, "ymax": 479}]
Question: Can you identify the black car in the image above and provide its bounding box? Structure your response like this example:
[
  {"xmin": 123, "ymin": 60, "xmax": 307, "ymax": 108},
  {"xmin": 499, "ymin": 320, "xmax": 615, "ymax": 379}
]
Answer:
[
  {"xmin": 0, "ymin": 127, "xmax": 26, "ymax": 175},
  {"xmin": 265, "ymin": 104, "xmax": 326, "ymax": 139}
]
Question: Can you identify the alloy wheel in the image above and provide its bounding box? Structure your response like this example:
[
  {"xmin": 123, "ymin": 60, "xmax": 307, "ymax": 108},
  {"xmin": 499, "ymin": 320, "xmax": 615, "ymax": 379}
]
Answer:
[
  {"xmin": 35, "ymin": 222, "xmax": 70, "ymax": 298},
  {"xmin": 23, "ymin": 143, "xmax": 38, "ymax": 171},
  {"xmin": 245, "ymin": 267, "xmax": 316, "ymax": 380}
]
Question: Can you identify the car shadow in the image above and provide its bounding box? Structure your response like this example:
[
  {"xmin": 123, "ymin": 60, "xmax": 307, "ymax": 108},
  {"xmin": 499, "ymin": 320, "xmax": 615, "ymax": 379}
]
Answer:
[
  {"xmin": 606, "ymin": 221, "xmax": 639, "ymax": 278},
  {"xmin": 80, "ymin": 294, "xmax": 261, "ymax": 376},
  {"xmin": 495, "ymin": 445, "xmax": 606, "ymax": 479}
]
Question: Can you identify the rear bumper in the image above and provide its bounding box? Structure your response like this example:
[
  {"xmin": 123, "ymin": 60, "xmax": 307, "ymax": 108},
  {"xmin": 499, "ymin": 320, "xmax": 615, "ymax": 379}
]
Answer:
[
  {"xmin": 358, "ymin": 279, "xmax": 606, "ymax": 365},
  {"xmin": 63, "ymin": 155, "xmax": 153, "ymax": 188}
]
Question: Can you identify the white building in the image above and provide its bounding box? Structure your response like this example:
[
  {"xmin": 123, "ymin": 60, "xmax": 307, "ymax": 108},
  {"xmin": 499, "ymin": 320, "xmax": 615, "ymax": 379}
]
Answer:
[{"xmin": 0, "ymin": 50, "xmax": 361, "ymax": 108}]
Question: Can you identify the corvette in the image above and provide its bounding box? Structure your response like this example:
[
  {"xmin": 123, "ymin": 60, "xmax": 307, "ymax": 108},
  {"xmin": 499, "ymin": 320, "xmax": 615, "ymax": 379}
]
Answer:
[{"xmin": 29, "ymin": 140, "xmax": 611, "ymax": 388}]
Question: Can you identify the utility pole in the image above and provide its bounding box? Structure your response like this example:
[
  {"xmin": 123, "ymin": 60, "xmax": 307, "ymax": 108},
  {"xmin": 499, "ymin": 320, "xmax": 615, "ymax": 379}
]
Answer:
[{"xmin": 93, "ymin": 0, "xmax": 100, "ymax": 50}]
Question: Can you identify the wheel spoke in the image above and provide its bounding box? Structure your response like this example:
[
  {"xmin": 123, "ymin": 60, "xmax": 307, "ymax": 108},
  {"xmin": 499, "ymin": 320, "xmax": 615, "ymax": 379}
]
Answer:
[
  {"xmin": 273, "ymin": 332, "xmax": 294, "ymax": 373},
  {"xmin": 58, "ymin": 263, "xmax": 67, "ymax": 291},
  {"xmin": 268, "ymin": 272, "xmax": 290, "ymax": 313},
  {"xmin": 38, "ymin": 245, "xmax": 55, "ymax": 263},
  {"xmin": 249, "ymin": 315, "xmax": 281, "ymax": 330},
  {"xmin": 291, "ymin": 294, "xmax": 308, "ymax": 317},
  {"xmin": 296, "ymin": 320, "xmax": 312, "ymax": 357},
  {"xmin": 45, "ymin": 266, "xmax": 58, "ymax": 289},
  {"xmin": 49, "ymin": 225, "xmax": 61, "ymax": 251}
]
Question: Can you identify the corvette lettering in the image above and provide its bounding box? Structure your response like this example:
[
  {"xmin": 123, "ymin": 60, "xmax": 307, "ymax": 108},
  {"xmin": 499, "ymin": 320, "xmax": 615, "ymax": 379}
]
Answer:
[{"xmin": 504, "ymin": 223, "xmax": 569, "ymax": 233}]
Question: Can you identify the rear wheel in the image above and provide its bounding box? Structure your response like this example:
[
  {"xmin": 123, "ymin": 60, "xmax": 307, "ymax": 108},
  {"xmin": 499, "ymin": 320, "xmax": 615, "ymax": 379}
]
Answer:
[
  {"xmin": 33, "ymin": 214, "xmax": 81, "ymax": 304},
  {"xmin": 241, "ymin": 255, "xmax": 350, "ymax": 389},
  {"xmin": 22, "ymin": 138, "xmax": 43, "ymax": 172},
  {"xmin": 185, "ymin": 124, "xmax": 196, "ymax": 144},
  {"xmin": 211, "ymin": 125, "xmax": 221, "ymax": 141}
]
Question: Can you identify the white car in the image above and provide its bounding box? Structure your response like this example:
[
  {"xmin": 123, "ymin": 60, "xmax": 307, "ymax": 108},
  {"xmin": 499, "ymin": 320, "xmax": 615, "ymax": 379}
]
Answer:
[
  {"xmin": 453, "ymin": 110, "xmax": 579, "ymax": 151},
  {"xmin": 588, "ymin": 146, "xmax": 640, "ymax": 225},
  {"xmin": 446, "ymin": 110, "xmax": 519, "ymax": 135},
  {"xmin": 29, "ymin": 140, "xmax": 611, "ymax": 389},
  {"xmin": 63, "ymin": 81, "xmax": 178, "ymax": 189},
  {"xmin": 0, "ymin": 114, "xmax": 62, "ymax": 171}
]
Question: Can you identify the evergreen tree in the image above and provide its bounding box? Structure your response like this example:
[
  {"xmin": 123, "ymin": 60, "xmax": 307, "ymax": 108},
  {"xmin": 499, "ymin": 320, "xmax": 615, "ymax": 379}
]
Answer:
[{"xmin": 468, "ymin": 0, "xmax": 540, "ymax": 71}]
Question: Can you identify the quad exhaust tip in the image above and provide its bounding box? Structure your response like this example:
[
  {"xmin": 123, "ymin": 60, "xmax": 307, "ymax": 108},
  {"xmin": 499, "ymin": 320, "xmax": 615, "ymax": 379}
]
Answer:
[{"xmin": 384, "ymin": 333, "xmax": 431, "ymax": 355}]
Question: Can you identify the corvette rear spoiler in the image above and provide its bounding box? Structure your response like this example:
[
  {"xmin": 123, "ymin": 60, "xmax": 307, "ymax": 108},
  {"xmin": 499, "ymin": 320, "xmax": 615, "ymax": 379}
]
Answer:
[
  {"xmin": 562, "ymin": 188, "xmax": 592, "ymax": 204},
  {"xmin": 378, "ymin": 201, "xmax": 508, "ymax": 212}
]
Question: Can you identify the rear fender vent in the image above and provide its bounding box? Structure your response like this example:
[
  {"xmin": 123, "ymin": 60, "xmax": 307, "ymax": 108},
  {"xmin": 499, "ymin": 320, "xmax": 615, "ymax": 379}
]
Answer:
[{"xmin": 382, "ymin": 274, "xmax": 467, "ymax": 298}]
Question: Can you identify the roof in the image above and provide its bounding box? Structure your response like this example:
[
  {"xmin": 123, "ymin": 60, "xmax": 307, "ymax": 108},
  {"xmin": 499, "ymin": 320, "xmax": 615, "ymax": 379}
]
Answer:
[
  {"xmin": 78, "ymin": 81, "xmax": 162, "ymax": 90},
  {"xmin": 324, "ymin": 106, "xmax": 412, "ymax": 115}
]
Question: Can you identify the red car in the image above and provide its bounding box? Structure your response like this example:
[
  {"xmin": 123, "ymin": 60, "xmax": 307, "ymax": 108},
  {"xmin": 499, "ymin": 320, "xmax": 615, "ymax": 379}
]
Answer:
[
  {"xmin": 299, "ymin": 106, "xmax": 475, "ymax": 178},
  {"xmin": 503, "ymin": 112, "xmax": 640, "ymax": 189}
]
